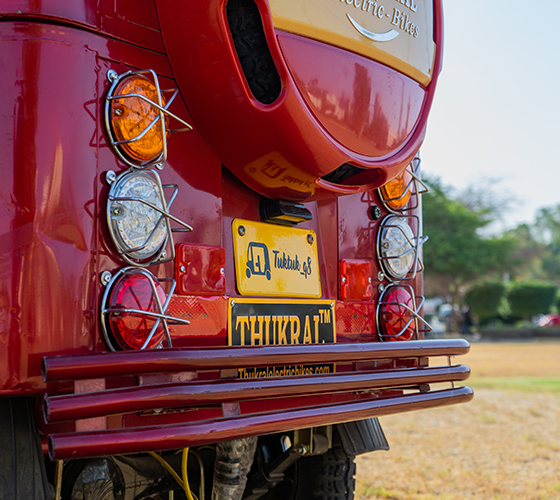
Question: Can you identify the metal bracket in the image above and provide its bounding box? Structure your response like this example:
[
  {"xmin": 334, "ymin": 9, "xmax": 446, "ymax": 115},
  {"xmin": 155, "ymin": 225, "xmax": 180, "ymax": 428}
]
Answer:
[
  {"xmin": 104, "ymin": 68, "xmax": 192, "ymax": 169},
  {"xmin": 379, "ymin": 154, "xmax": 429, "ymax": 213},
  {"xmin": 376, "ymin": 214, "xmax": 427, "ymax": 281},
  {"xmin": 106, "ymin": 169, "xmax": 192, "ymax": 267},
  {"xmin": 100, "ymin": 267, "xmax": 190, "ymax": 351},
  {"xmin": 375, "ymin": 284, "xmax": 433, "ymax": 341}
]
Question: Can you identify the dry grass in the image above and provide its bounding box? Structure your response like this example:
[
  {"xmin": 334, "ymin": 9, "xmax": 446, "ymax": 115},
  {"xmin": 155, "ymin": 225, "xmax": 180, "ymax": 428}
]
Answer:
[{"xmin": 355, "ymin": 341, "xmax": 560, "ymax": 500}]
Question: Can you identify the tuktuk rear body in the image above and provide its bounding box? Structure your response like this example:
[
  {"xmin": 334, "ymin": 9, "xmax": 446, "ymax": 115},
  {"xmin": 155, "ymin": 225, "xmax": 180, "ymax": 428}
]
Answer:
[{"xmin": 0, "ymin": 1, "xmax": 472, "ymax": 498}]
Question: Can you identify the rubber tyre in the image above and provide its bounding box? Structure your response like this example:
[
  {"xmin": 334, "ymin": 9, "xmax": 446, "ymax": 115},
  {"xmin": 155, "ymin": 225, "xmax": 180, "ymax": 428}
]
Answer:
[
  {"xmin": 293, "ymin": 433, "xmax": 356, "ymax": 500},
  {"xmin": 0, "ymin": 397, "xmax": 52, "ymax": 500}
]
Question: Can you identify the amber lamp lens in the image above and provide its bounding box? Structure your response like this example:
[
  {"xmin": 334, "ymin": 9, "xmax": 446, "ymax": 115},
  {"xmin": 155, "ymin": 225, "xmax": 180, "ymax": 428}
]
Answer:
[
  {"xmin": 108, "ymin": 273, "xmax": 167, "ymax": 350},
  {"xmin": 111, "ymin": 75, "xmax": 167, "ymax": 163},
  {"xmin": 381, "ymin": 170, "xmax": 413, "ymax": 210},
  {"xmin": 379, "ymin": 286, "xmax": 415, "ymax": 341}
]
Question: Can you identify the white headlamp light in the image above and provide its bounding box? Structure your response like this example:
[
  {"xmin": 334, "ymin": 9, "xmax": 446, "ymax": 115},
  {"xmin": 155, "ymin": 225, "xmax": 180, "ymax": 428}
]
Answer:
[
  {"xmin": 107, "ymin": 170, "xmax": 168, "ymax": 262},
  {"xmin": 378, "ymin": 215, "xmax": 416, "ymax": 280}
]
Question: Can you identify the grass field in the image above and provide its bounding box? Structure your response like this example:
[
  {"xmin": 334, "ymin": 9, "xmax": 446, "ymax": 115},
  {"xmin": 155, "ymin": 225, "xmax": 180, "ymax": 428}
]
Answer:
[{"xmin": 355, "ymin": 342, "xmax": 560, "ymax": 500}]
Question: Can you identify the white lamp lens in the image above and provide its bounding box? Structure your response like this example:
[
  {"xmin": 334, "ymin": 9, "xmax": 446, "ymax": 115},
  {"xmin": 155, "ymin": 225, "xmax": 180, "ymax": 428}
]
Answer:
[
  {"xmin": 379, "ymin": 216, "xmax": 415, "ymax": 280},
  {"xmin": 109, "ymin": 172, "xmax": 167, "ymax": 260}
]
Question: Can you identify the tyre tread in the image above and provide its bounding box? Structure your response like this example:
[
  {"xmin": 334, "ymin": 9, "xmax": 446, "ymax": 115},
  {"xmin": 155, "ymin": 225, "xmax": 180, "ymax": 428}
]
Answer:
[{"xmin": 294, "ymin": 433, "xmax": 355, "ymax": 500}]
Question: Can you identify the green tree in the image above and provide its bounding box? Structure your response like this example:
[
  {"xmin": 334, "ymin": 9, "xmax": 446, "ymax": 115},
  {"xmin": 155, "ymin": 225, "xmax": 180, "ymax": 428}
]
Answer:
[
  {"xmin": 506, "ymin": 281, "xmax": 557, "ymax": 320},
  {"xmin": 503, "ymin": 223, "xmax": 546, "ymax": 281},
  {"xmin": 422, "ymin": 176, "xmax": 515, "ymax": 330},
  {"xmin": 534, "ymin": 204, "xmax": 560, "ymax": 284},
  {"xmin": 464, "ymin": 280, "xmax": 507, "ymax": 324}
]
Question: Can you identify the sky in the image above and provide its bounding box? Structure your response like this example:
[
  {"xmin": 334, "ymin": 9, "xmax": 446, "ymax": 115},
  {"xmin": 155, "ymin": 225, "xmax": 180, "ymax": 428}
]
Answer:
[{"xmin": 421, "ymin": 0, "xmax": 560, "ymax": 232}]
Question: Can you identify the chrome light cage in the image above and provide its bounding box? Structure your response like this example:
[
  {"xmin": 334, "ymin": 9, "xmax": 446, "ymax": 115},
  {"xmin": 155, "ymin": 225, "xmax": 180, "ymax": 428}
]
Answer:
[
  {"xmin": 375, "ymin": 284, "xmax": 432, "ymax": 342},
  {"xmin": 378, "ymin": 154, "xmax": 429, "ymax": 214},
  {"xmin": 104, "ymin": 68, "xmax": 192, "ymax": 169},
  {"xmin": 101, "ymin": 267, "xmax": 190, "ymax": 351},
  {"xmin": 106, "ymin": 168, "xmax": 193, "ymax": 267},
  {"xmin": 376, "ymin": 214, "xmax": 428, "ymax": 281}
]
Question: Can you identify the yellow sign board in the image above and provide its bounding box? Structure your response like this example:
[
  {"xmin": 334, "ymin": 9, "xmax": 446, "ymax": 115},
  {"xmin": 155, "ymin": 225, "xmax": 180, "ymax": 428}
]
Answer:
[
  {"xmin": 232, "ymin": 219, "xmax": 321, "ymax": 298},
  {"xmin": 268, "ymin": 0, "xmax": 435, "ymax": 85}
]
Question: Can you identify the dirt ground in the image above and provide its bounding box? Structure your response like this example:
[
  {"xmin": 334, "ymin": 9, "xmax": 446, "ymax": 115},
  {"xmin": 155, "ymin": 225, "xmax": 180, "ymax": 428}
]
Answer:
[{"xmin": 355, "ymin": 342, "xmax": 560, "ymax": 500}]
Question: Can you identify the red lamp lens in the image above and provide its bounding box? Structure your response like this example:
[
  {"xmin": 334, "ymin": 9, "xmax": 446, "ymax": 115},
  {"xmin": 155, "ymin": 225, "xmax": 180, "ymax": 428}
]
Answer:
[
  {"xmin": 108, "ymin": 273, "xmax": 167, "ymax": 349},
  {"xmin": 378, "ymin": 286, "xmax": 415, "ymax": 341}
]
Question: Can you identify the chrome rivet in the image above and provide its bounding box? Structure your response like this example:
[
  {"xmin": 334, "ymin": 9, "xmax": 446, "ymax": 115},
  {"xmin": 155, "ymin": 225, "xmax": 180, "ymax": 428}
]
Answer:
[
  {"xmin": 160, "ymin": 250, "xmax": 167, "ymax": 260},
  {"xmin": 378, "ymin": 271, "xmax": 385, "ymax": 281},
  {"xmin": 112, "ymin": 206, "xmax": 122, "ymax": 216},
  {"xmin": 105, "ymin": 170, "xmax": 117, "ymax": 185},
  {"xmin": 231, "ymin": 300, "xmax": 236, "ymax": 306},
  {"xmin": 331, "ymin": 302, "xmax": 335, "ymax": 308},
  {"xmin": 307, "ymin": 234, "xmax": 314, "ymax": 245},
  {"xmin": 180, "ymin": 265, "xmax": 187, "ymax": 273},
  {"xmin": 238, "ymin": 226, "xmax": 246, "ymax": 236},
  {"xmin": 341, "ymin": 277, "xmax": 347, "ymax": 284},
  {"xmin": 100, "ymin": 271, "xmax": 112, "ymax": 286},
  {"xmin": 113, "ymin": 107, "xmax": 124, "ymax": 116},
  {"xmin": 368, "ymin": 277, "xmax": 373, "ymax": 284},
  {"xmin": 107, "ymin": 69, "xmax": 118, "ymax": 82},
  {"xmin": 220, "ymin": 267, "xmax": 225, "ymax": 275},
  {"xmin": 378, "ymin": 284, "xmax": 385, "ymax": 293}
]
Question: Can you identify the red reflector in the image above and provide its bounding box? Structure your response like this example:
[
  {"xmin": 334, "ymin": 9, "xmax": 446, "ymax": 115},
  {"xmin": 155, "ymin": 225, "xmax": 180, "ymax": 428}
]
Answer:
[
  {"xmin": 377, "ymin": 286, "xmax": 415, "ymax": 341},
  {"xmin": 175, "ymin": 243, "xmax": 226, "ymax": 296},
  {"xmin": 108, "ymin": 273, "xmax": 167, "ymax": 350},
  {"xmin": 339, "ymin": 259, "xmax": 374, "ymax": 300}
]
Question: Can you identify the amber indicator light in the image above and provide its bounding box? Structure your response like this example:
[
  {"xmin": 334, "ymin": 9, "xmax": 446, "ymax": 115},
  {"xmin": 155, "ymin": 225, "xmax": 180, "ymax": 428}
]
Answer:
[
  {"xmin": 110, "ymin": 75, "xmax": 167, "ymax": 163},
  {"xmin": 380, "ymin": 169, "xmax": 413, "ymax": 211}
]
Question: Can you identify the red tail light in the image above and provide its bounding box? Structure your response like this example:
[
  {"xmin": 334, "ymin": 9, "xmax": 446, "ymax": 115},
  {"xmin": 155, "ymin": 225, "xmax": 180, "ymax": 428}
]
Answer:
[
  {"xmin": 102, "ymin": 269, "xmax": 168, "ymax": 350},
  {"xmin": 376, "ymin": 285, "xmax": 416, "ymax": 341},
  {"xmin": 109, "ymin": 273, "xmax": 166, "ymax": 349}
]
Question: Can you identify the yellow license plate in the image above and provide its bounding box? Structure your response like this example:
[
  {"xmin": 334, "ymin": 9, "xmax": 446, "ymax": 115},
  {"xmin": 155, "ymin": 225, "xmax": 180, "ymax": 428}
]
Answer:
[
  {"xmin": 232, "ymin": 219, "xmax": 321, "ymax": 298},
  {"xmin": 228, "ymin": 298, "xmax": 336, "ymax": 378}
]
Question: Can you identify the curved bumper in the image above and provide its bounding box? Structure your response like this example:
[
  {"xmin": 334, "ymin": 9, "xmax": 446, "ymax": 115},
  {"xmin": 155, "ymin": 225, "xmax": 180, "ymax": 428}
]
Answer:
[{"xmin": 43, "ymin": 339, "xmax": 473, "ymax": 460}]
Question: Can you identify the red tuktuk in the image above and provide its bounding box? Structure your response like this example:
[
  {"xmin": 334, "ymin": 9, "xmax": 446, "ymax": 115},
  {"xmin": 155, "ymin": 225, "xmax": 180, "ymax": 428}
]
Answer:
[{"xmin": 0, "ymin": 1, "xmax": 472, "ymax": 498}]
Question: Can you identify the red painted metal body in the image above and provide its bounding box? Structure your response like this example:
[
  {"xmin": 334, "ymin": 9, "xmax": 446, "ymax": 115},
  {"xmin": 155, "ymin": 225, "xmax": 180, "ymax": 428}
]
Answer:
[
  {"xmin": 0, "ymin": 0, "xmax": 471, "ymax": 466},
  {"xmin": 156, "ymin": 0, "xmax": 443, "ymax": 200}
]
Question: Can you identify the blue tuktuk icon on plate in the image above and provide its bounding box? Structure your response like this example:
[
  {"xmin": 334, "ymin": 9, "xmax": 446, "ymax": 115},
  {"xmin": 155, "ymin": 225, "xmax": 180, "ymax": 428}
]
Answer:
[{"xmin": 246, "ymin": 242, "xmax": 271, "ymax": 281}]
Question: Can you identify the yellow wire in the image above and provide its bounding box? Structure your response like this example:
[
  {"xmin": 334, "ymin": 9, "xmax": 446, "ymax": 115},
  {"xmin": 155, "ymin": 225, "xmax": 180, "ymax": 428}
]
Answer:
[
  {"xmin": 148, "ymin": 450, "xmax": 198, "ymax": 500},
  {"xmin": 182, "ymin": 448, "xmax": 197, "ymax": 500},
  {"xmin": 148, "ymin": 451, "xmax": 185, "ymax": 491}
]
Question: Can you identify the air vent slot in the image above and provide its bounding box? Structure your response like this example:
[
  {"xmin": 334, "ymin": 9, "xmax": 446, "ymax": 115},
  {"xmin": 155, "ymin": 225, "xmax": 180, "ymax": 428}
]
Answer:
[
  {"xmin": 322, "ymin": 164, "xmax": 382, "ymax": 187},
  {"xmin": 226, "ymin": 0, "xmax": 282, "ymax": 104}
]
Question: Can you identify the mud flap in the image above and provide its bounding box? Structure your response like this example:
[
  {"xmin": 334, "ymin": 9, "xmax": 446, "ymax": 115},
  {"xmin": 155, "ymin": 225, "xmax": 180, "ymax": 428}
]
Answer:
[
  {"xmin": 0, "ymin": 397, "xmax": 52, "ymax": 500},
  {"xmin": 336, "ymin": 418, "xmax": 390, "ymax": 456}
]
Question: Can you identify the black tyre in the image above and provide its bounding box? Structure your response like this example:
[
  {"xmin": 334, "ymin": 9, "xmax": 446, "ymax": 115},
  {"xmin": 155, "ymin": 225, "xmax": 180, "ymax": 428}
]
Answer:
[
  {"xmin": 293, "ymin": 432, "xmax": 355, "ymax": 500},
  {"xmin": 0, "ymin": 397, "xmax": 52, "ymax": 500},
  {"xmin": 249, "ymin": 430, "xmax": 355, "ymax": 500}
]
